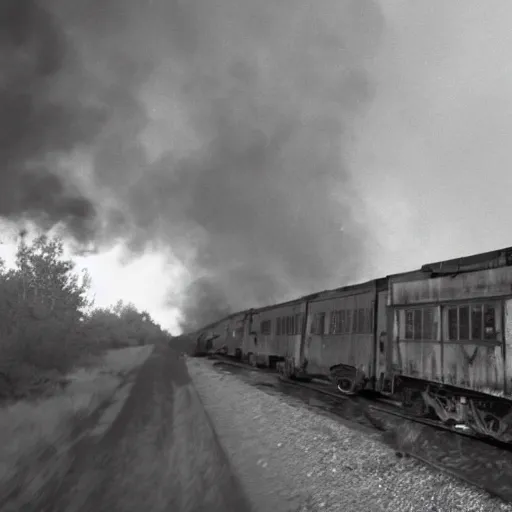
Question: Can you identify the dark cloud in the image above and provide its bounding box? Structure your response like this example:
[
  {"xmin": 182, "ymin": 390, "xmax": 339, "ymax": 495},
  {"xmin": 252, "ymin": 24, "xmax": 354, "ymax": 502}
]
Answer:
[
  {"xmin": 0, "ymin": 0, "xmax": 384, "ymax": 332},
  {"xmin": 0, "ymin": 0, "xmax": 105, "ymax": 241}
]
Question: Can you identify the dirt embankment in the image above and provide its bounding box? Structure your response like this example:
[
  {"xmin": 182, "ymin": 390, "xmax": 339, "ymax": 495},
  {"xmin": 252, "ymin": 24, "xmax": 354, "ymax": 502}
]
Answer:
[{"xmin": 1, "ymin": 347, "xmax": 252, "ymax": 512}]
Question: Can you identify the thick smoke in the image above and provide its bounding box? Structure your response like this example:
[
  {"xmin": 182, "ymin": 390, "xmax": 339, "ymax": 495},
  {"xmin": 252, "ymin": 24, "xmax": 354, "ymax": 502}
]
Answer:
[
  {"xmin": 1, "ymin": 0, "xmax": 384, "ymax": 332},
  {"xmin": 0, "ymin": 0, "xmax": 104, "ymax": 240}
]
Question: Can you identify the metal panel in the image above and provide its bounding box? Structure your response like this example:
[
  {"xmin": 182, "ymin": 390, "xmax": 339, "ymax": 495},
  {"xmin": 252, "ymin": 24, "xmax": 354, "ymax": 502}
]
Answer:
[
  {"xmin": 246, "ymin": 301, "xmax": 306, "ymax": 365},
  {"xmin": 396, "ymin": 340, "xmax": 443, "ymax": 382},
  {"xmin": 376, "ymin": 291, "xmax": 389, "ymax": 379},
  {"xmin": 442, "ymin": 343, "xmax": 504, "ymax": 392},
  {"xmin": 224, "ymin": 314, "xmax": 246, "ymax": 355},
  {"xmin": 392, "ymin": 266, "xmax": 512, "ymax": 306},
  {"xmin": 392, "ymin": 306, "xmax": 442, "ymax": 382},
  {"xmin": 305, "ymin": 287, "xmax": 375, "ymax": 378},
  {"xmin": 505, "ymin": 299, "xmax": 512, "ymax": 394}
]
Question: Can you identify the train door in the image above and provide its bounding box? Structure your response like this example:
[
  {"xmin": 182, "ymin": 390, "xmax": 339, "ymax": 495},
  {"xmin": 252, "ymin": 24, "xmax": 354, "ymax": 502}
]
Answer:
[
  {"xmin": 504, "ymin": 299, "xmax": 512, "ymax": 394},
  {"xmin": 375, "ymin": 290, "xmax": 391, "ymax": 393}
]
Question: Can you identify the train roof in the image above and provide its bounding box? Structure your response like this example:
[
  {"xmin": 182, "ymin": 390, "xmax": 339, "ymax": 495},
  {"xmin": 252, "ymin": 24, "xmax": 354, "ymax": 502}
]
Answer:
[
  {"xmin": 421, "ymin": 246, "xmax": 512, "ymax": 275},
  {"xmin": 190, "ymin": 246, "xmax": 512, "ymax": 335}
]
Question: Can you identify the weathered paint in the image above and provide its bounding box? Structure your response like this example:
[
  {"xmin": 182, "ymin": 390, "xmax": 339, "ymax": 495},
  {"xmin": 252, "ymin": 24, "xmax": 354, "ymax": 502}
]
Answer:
[
  {"xmin": 305, "ymin": 285, "xmax": 375, "ymax": 379},
  {"xmin": 223, "ymin": 313, "xmax": 247, "ymax": 355},
  {"xmin": 376, "ymin": 290, "xmax": 388, "ymax": 379},
  {"xmin": 392, "ymin": 307, "xmax": 441, "ymax": 383},
  {"xmin": 392, "ymin": 301, "xmax": 507, "ymax": 395},
  {"xmin": 442, "ymin": 343, "xmax": 504, "ymax": 391},
  {"xmin": 504, "ymin": 299, "xmax": 512, "ymax": 394},
  {"xmin": 395, "ymin": 340, "xmax": 443, "ymax": 382},
  {"xmin": 243, "ymin": 301, "xmax": 307, "ymax": 366},
  {"xmin": 392, "ymin": 266, "xmax": 512, "ymax": 306}
]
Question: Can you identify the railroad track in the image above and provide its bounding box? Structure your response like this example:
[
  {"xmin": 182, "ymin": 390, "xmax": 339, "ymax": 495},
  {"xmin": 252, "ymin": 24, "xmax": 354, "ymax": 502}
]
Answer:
[
  {"xmin": 209, "ymin": 354, "xmax": 512, "ymax": 449},
  {"xmin": 207, "ymin": 355, "xmax": 512, "ymax": 504}
]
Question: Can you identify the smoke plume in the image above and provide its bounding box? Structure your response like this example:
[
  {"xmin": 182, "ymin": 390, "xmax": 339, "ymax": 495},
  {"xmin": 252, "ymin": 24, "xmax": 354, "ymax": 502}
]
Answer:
[{"xmin": 1, "ymin": 0, "xmax": 384, "ymax": 332}]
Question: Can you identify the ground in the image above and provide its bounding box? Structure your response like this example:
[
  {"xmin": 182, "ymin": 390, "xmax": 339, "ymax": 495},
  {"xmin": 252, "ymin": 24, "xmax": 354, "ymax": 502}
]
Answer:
[{"xmin": 2, "ymin": 351, "xmax": 512, "ymax": 512}]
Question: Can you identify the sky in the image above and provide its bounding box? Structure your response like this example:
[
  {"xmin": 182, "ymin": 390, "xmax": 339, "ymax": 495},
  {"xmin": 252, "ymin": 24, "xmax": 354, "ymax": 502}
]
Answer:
[{"xmin": 2, "ymin": 0, "xmax": 512, "ymax": 334}]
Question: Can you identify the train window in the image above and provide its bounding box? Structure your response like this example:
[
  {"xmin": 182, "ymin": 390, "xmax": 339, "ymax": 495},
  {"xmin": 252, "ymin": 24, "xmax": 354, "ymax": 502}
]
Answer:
[
  {"xmin": 405, "ymin": 311, "xmax": 414, "ymax": 339},
  {"xmin": 399, "ymin": 307, "xmax": 439, "ymax": 340},
  {"xmin": 423, "ymin": 308, "xmax": 433, "ymax": 340},
  {"xmin": 448, "ymin": 308, "xmax": 458, "ymax": 340},
  {"xmin": 350, "ymin": 310, "xmax": 355, "ymax": 333},
  {"xmin": 318, "ymin": 312, "xmax": 325, "ymax": 334},
  {"xmin": 295, "ymin": 314, "xmax": 302, "ymax": 335},
  {"xmin": 413, "ymin": 310, "xmax": 422, "ymax": 340},
  {"xmin": 484, "ymin": 305, "xmax": 497, "ymax": 340},
  {"xmin": 346, "ymin": 310, "xmax": 352, "ymax": 334},
  {"xmin": 459, "ymin": 306, "xmax": 470, "ymax": 340},
  {"xmin": 356, "ymin": 309, "xmax": 363, "ymax": 333},
  {"xmin": 446, "ymin": 303, "xmax": 497, "ymax": 341},
  {"xmin": 329, "ymin": 311, "xmax": 336, "ymax": 334},
  {"xmin": 312, "ymin": 312, "xmax": 325, "ymax": 335},
  {"xmin": 339, "ymin": 310, "xmax": 345, "ymax": 333},
  {"xmin": 471, "ymin": 306, "xmax": 482, "ymax": 339},
  {"xmin": 260, "ymin": 320, "xmax": 271, "ymax": 335}
]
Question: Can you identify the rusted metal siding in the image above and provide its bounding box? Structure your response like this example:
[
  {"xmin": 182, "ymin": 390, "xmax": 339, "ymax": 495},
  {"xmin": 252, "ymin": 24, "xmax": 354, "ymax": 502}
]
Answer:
[
  {"xmin": 305, "ymin": 285, "xmax": 375, "ymax": 379},
  {"xmin": 392, "ymin": 266, "xmax": 512, "ymax": 306},
  {"xmin": 391, "ymin": 307, "xmax": 442, "ymax": 382},
  {"xmin": 390, "ymin": 267, "xmax": 512, "ymax": 396},
  {"xmin": 223, "ymin": 313, "xmax": 246, "ymax": 355},
  {"xmin": 244, "ymin": 301, "xmax": 306, "ymax": 365},
  {"xmin": 376, "ymin": 290, "xmax": 388, "ymax": 378},
  {"xmin": 442, "ymin": 343, "xmax": 504, "ymax": 391},
  {"xmin": 505, "ymin": 299, "xmax": 512, "ymax": 394}
]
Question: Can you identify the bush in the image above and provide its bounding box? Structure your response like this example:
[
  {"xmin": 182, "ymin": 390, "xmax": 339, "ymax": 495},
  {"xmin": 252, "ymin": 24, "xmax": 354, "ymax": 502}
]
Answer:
[{"xmin": 0, "ymin": 232, "xmax": 172, "ymax": 402}]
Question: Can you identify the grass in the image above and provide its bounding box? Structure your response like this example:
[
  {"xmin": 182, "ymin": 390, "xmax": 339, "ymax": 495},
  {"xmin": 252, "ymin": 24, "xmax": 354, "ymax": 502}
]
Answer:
[{"xmin": 0, "ymin": 345, "xmax": 153, "ymax": 503}]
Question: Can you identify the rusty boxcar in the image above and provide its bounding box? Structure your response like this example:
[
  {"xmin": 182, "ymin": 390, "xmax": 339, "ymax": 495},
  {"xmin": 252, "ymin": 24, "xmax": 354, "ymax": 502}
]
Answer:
[
  {"xmin": 386, "ymin": 247, "xmax": 512, "ymax": 442},
  {"xmin": 242, "ymin": 297, "xmax": 310, "ymax": 368}
]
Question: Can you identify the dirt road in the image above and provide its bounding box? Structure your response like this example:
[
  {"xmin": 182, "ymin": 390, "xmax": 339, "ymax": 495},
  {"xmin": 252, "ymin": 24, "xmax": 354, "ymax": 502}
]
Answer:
[{"xmin": 25, "ymin": 346, "xmax": 253, "ymax": 512}]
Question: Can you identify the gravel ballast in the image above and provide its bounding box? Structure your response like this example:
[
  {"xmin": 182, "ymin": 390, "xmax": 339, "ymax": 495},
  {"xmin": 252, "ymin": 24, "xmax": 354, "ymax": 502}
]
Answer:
[{"xmin": 187, "ymin": 358, "xmax": 512, "ymax": 512}]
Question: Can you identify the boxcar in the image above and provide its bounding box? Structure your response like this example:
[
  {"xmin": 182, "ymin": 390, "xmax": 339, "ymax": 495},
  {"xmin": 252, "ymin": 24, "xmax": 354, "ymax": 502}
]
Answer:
[
  {"xmin": 194, "ymin": 317, "xmax": 229, "ymax": 355},
  {"xmin": 222, "ymin": 311, "xmax": 249, "ymax": 358},
  {"xmin": 242, "ymin": 297, "xmax": 308, "ymax": 367},
  {"xmin": 296, "ymin": 280, "xmax": 382, "ymax": 393},
  {"xmin": 388, "ymin": 247, "xmax": 512, "ymax": 441}
]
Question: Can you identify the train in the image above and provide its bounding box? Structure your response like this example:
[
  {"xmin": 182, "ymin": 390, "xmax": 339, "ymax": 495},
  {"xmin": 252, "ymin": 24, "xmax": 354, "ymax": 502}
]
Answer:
[{"xmin": 191, "ymin": 245, "xmax": 512, "ymax": 444}]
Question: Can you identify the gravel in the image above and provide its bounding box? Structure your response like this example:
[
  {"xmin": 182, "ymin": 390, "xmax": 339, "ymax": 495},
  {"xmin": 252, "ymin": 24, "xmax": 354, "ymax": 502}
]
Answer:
[{"xmin": 187, "ymin": 358, "xmax": 512, "ymax": 512}]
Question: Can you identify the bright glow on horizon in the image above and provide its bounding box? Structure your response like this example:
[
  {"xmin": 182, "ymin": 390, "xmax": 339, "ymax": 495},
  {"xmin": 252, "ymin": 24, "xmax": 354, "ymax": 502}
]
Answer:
[{"xmin": 0, "ymin": 230, "xmax": 184, "ymax": 334}]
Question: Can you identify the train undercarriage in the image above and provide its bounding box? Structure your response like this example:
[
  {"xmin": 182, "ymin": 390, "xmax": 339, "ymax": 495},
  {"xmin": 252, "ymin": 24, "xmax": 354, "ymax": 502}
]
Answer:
[
  {"xmin": 275, "ymin": 356, "xmax": 512, "ymax": 444},
  {"xmin": 394, "ymin": 375, "xmax": 512, "ymax": 444}
]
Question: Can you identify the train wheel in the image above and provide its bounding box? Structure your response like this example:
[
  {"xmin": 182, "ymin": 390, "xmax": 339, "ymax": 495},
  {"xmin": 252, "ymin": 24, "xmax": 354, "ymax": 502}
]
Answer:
[
  {"xmin": 401, "ymin": 388, "xmax": 429, "ymax": 417},
  {"xmin": 337, "ymin": 378, "xmax": 356, "ymax": 395}
]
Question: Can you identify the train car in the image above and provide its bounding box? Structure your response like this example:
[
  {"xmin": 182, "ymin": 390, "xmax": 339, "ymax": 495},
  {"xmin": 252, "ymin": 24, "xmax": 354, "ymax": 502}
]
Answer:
[
  {"xmin": 222, "ymin": 311, "xmax": 249, "ymax": 359},
  {"xmin": 242, "ymin": 297, "xmax": 309, "ymax": 368},
  {"xmin": 194, "ymin": 318, "xmax": 228, "ymax": 355},
  {"xmin": 302, "ymin": 280, "xmax": 379, "ymax": 393},
  {"xmin": 387, "ymin": 246, "xmax": 512, "ymax": 442},
  {"xmin": 276, "ymin": 280, "xmax": 388, "ymax": 393}
]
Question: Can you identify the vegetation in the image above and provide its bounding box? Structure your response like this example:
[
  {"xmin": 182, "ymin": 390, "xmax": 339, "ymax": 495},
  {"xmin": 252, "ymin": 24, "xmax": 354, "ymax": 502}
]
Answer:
[{"xmin": 0, "ymin": 232, "xmax": 171, "ymax": 403}]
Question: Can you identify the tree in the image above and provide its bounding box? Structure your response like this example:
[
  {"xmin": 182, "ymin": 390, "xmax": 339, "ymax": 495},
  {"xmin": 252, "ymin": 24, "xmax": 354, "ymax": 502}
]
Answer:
[{"xmin": 0, "ymin": 233, "xmax": 92, "ymax": 373}]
